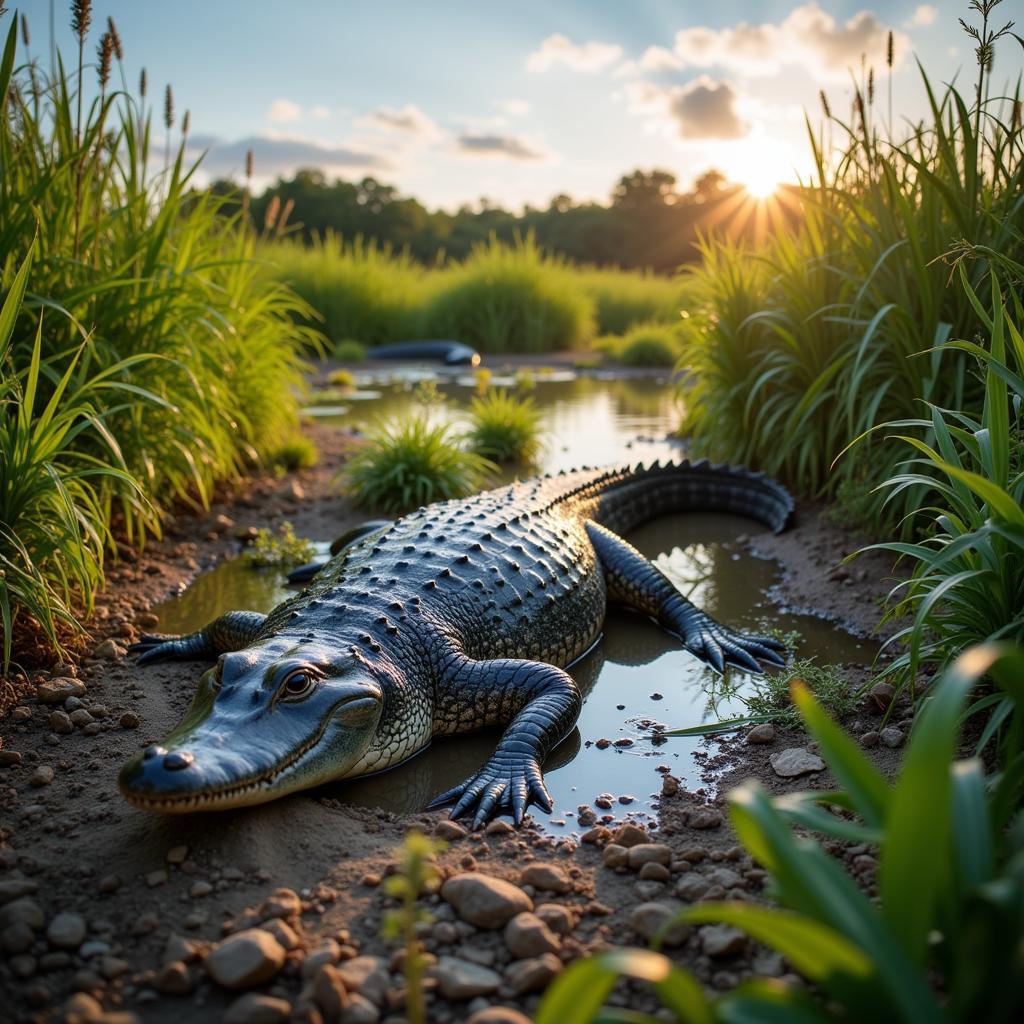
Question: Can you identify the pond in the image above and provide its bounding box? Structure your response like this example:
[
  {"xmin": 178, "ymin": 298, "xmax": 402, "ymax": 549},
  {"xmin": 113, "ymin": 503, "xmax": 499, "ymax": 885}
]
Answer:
[{"xmin": 153, "ymin": 367, "xmax": 874, "ymax": 833}]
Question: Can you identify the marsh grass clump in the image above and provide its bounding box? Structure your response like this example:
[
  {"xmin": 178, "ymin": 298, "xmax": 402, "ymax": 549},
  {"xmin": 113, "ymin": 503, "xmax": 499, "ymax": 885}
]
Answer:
[
  {"xmin": 269, "ymin": 434, "xmax": 319, "ymax": 472},
  {"xmin": 744, "ymin": 659, "xmax": 858, "ymax": 730},
  {"xmin": 334, "ymin": 339, "xmax": 366, "ymax": 362},
  {"xmin": 327, "ymin": 368, "xmax": 356, "ymax": 390},
  {"xmin": 611, "ymin": 322, "xmax": 682, "ymax": 367},
  {"xmin": 339, "ymin": 415, "xmax": 494, "ymax": 514},
  {"xmin": 577, "ymin": 267, "xmax": 688, "ymax": 335},
  {"xmin": 423, "ymin": 235, "xmax": 595, "ymax": 352},
  {"xmin": 244, "ymin": 522, "xmax": 316, "ymax": 568},
  {"xmin": 466, "ymin": 389, "xmax": 543, "ymax": 464}
]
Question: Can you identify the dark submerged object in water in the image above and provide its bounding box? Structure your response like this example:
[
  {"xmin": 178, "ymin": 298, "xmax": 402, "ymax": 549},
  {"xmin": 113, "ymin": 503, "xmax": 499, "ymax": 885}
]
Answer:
[
  {"xmin": 120, "ymin": 460, "xmax": 792, "ymax": 825},
  {"xmin": 366, "ymin": 340, "xmax": 481, "ymax": 366}
]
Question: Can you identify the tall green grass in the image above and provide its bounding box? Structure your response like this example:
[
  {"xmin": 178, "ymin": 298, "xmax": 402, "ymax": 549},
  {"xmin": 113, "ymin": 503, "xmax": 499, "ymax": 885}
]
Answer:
[
  {"xmin": 677, "ymin": 51, "xmax": 1023, "ymax": 528},
  {"xmin": 0, "ymin": 9, "xmax": 316, "ymax": 663},
  {"xmin": 576, "ymin": 268, "xmax": 689, "ymax": 336}
]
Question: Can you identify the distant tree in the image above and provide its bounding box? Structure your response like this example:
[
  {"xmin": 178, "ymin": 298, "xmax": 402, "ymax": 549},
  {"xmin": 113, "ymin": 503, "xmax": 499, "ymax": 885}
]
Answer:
[
  {"xmin": 611, "ymin": 169, "xmax": 679, "ymax": 209},
  {"xmin": 694, "ymin": 169, "xmax": 728, "ymax": 202}
]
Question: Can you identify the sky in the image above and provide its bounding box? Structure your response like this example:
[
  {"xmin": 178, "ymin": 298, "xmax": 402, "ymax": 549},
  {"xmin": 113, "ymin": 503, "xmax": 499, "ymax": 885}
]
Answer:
[{"xmin": 34, "ymin": 1, "xmax": 1023, "ymax": 210}]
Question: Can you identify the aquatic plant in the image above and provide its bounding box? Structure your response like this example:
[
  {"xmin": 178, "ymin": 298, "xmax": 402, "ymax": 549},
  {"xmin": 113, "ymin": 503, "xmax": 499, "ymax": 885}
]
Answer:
[
  {"xmin": 269, "ymin": 433, "xmax": 319, "ymax": 472},
  {"xmin": 610, "ymin": 322, "xmax": 681, "ymax": 368},
  {"xmin": 465, "ymin": 389, "xmax": 543, "ymax": 464},
  {"xmin": 327, "ymin": 368, "xmax": 357, "ymax": 389},
  {"xmin": 338, "ymin": 415, "xmax": 494, "ymax": 514},
  {"xmin": 244, "ymin": 522, "xmax": 316, "ymax": 568},
  {"xmin": 334, "ymin": 339, "xmax": 367, "ymax": 361}
]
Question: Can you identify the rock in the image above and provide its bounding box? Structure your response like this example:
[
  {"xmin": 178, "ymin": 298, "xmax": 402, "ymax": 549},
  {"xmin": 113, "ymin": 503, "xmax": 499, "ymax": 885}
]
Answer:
[
  {"xmin": 504, "ymin": 912, "xmax": 560, "ymax": 957},
  {"xmin": 11, "ymin": 705, "xmax": 33, "ymax": 721},
  {"xmin": 146, "ymin": 870, "xmax": 168, "ymax": 888},
  {"xmin": 2, "ymin": 921, "xmax": 36, "ymax": 953},
  {"xmin": 534, "ymin": 905, "xmax": 573, "ymax": 937},
  {"xmin": 46, "ymin": 911, "xmax": 86, "ymax": 949},
  {"xmin": 686, "ymin": 809, "xmax": 723, "ymax": 830},
  {"xmin": 441, "ymin": 873, "xmax": 532, "ymax": 929},
  {"xmin": 97, "ymin": 874, "xmax": 121, "ymax": 895},
  {"xmin": 769, "ymin": 748, "xmax": 825, "ymax": 778},
  {"xmin": 119, "ymin": 712, "xmax": 140, "ymax": 730},
  {"xmin": 29, "ymin": 765, "xmax": 55, "ymax": 787},
  {"xmin": 700, "ymin": 925, "xmax": 746, "ymax": 958},
  {"xmin": 166, "ymin": 845, "xmax": 189, "ymax": 865},
  {"xmin": 634, "ymin": 880, "xmax": 666, "ymax": 900},
  {"xmin": 432, "ymin": 921, "xmax": 458, "ymax": 944},
  {"xmin": 205, "ymin": 928, "xmax": 286, "ymax": 990},
  {"xmin": 581, "ymin": 826, "xmax": 609, "ymax": 845},
  {"xmin": 164, "ymin": 934, "xmax": 203, "ymax": 964},
  {"xmin": 63, "ymin": 992, "xmax": 104, "ymax": 1023},
  {"xmin": 0, "ymin": 878, "xmax": 39, "ymax": 904},
  {"xmin": 224, "ymin": 993, "xmax": 292, "ymax": 1024},
  {"xmin": 37, "ymin": 678, "xmax": 86, "ymax": 703},
  {"xmin": 707, "ymin": 867, "xmax": 743, "ymax": 889},
  {"xmin": 602, "ymin": 844, "xmax": 628, "ymax": 869},
  {"xmin": 745, "ymin": 723, "xmax": 776, "ymax": 745},
  {"xmin": 435, "ymin": 819, "xmax": 468, "ymax": 841},
  {"xmin": 0, "ymin": 750, "xmax": 22, "ymax": 766},
  {"xmin": 880, "ymin": 726, "xmax": 905, "ymax": 748},
  {"xmin": 155, "ymin": 960, "xmax": 193, "ymax": 995},
  {"xmin": 340, "ymin": 993, "xmax": 381, "ymax": 1023},
  {"xmin": 336, "ymin": 956, "xmax": 390, "ymax": 1006},
  {"xmin": 92, "ymin": 639, "xmax": 125, "ymax": 660},
  {"xmin": 638, "ymin": 862, "xmax": 670, "ymax": 882},
  {"xmin": 10, "ymin": 953, "xmax": 36, "ymax": 978},
  {"xmin": 860, "ymin": 731, "xmax": 880, "ymax": 748},
  {"xmin": 504, "ymin": 952, "xmax": 561, "ymax": 995},
  {"xmin": 50, "ymin": 710, "xmax": 74, "ymax": 734},
  {"xmin": 302, "ymin": 940, "xmax": 341, "ymax": 978},
  {"xmin": 484, "ymin": 820, "xmax": 513, "ymax": 835},
  {"xmin": 136, "ymin": 612, "xmax": 160, "ymax": 629},
  {"xmin": 260, "ymin": 918, "xmax": 300, "ymax": 951},
  {"xmin": 466, "ymin": 1010, "xmax": 532, "ymax": 1024},
  {"xmin": 0, "ymin": 896, "xmax": 45, "ymax": 931},
  {"xmin": 260, "ymin": 887, "xmax": 301, "ymax": 919},
  {"xmin": 434, "ymin": 956, "xmax": 502, "ymax": 1000},
  {"xmin": 312, "ymin": 963, "xmax": 350, "ymax": 1019},
  {"xmin": 189, "ymin": 880, "xmax": 213, "ymax": 898},
  {"xmin": 629, "ymin": 902, "xmax": 690, "ymax": 947},
  {"xmin": 610, "ymin": 824, "xmax": 650, "ymax": 848},
  {"xmin": 661, "ymin": 775, "xmax": 679, "ymax": 797},
  {"xmin": 868, "ymin": 682, "xmax": 896, "ymax": 712},
  {"xmin": 519, "ymin": 863, "xmax": 571, "ymax": 893},
  {"xmin": 627, "ymin": 844, "xmax": 671, "ymax": 870}
]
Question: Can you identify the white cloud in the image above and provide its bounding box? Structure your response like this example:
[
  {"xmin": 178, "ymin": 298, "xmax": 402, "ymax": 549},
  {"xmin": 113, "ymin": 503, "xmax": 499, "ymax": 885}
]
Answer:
[
  {"xmin": 186, "ymin": 133, "xmax": 387, "ymax": 179},
  {"xmin": 669, "ymin": 77, "xmax": 749, "ymax": 139},
  {"xmin": 526, "ymin": 33, "xmax": 623, "ymax": 73},
  {"xmin": 672, "ymin": 4, "xmax": 908, "ymax": 80},
  {"xmin": 310, "ymin": 105, "xmax": 331, "ymax": 120},
  {"xmin": 639, "ymin": 45, "xmax": 683, "ymax": 72},
  {"xmin": 905, "ymin": 5, "xmax": 938, "ymax": 29},
  {"xmin": 497, "ymin": 99, "xmax": 530, "ymax": 117},
  {"xmin": 267, "ymin": 98, "xmax": 301, "ymax": 123},
  {"xmin": 456, "ymin": 134, "xmax": 547, "ymax": 160},
  {"xmin": 361, "ymin": 104, "xmax": 439, "ymax": 140}
]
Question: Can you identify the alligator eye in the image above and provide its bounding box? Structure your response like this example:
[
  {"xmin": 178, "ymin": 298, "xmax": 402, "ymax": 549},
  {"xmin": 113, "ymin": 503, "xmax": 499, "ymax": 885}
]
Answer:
[{"xmin": 281, "ymin": 670, "xmax": 316, "ymax": 701}]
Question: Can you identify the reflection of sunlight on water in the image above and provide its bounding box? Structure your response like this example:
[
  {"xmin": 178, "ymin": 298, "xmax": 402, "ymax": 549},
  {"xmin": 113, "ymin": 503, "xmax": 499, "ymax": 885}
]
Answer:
[{"xmin": 157, "ymin": 376, "xmax": 875, "ymax": 833}]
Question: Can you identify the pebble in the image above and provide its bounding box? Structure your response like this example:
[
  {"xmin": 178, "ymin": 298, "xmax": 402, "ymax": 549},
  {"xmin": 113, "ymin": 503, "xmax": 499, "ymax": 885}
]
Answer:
[
  {"xmin": 36, "ymin": 678, "xmax": 86, "ymax": 703},
  {"xmin": 2, "ymin": 922, "xmax": 35, "ymax": 954},
  {"xmin": 166, "ymin": 845, "xmax": 189, "ymax": 865},
  {"xmin": 0, "ymin": 878, "xmax": 39, "ymax": 903},
  {"xmin": 136, "ymin": 612, "xmax": 160, "ymax": 629},
  {"xmin": 745, "ymin": 723, "xmax": 776, "ymax": 745},
  {"xmin": 435, "ymin": 819, "xmax": 468, "ymax": 841},
  {"xmin": 435, "ymin": 956, "xmax": 502, "ymax": 999},
  {"xmin": 336, "ymin": 955, "xmax": 390, "ymax": 1006},
  {"xmin": 610, "ymin": 824, "xmax": 650, "ymax": 848},
  {"xmin": 301, "ymin": 940, "xmax": 341, "ymax": 978},
  {"xmin": 686, "ymin": 809, "xmax": 723, "ymax": 830},
  {"xmin": 441, "ymin": 873, "xmax": 532, "ymax": 929},
  {"xmin": 627, "ymin": 844, "xmax": 671, "ymax": 870},
  {"xmin": 10, "ymin": 953, "xmax": 36, "ymax": 978},
  {"xmin": 119, "ymin": 712, "xmax": 140, "ymax": 730},
  {"xmin": 155, "ymin": 960, "xmax": 193, "ymax": 995},
  {"xmin": 0, "ymin": 750, "xmax": 22, "ymax": 766},
  {"xmin": 868, "ymin": 682, "xmax": 896, "ymax": 712},
  {"xmin": 661, "ymin": 775, "xmax": 679, "ymax": 797},
  {"xmin": 769, "ymin": 748, "xmax": 826, "ymax": 778},
  {"xmin": 535, "ymin": 903, "xmax": 573, "ymax": 935},
  {"xmin": 629, "ymin": 902, "xmax": 691, "ymax": 947},
  {"xmin": 92, "ymin": 639, "xmax": 125, "ymax": 660},
  {"xmin": 638, "ymin": 862, "xmax": 670, "ymax": 882},
  {"xmin": 504, "ymin": 952, "xmax": 561, "ymax": 995},
  {"xmin": 260, "ymin": 919, "xmax": 300, "ymax": 951},
  {"xmin": 312, "ymin": 963, "xmax": 349, "ymax": 1019},
  {"xmin": 594, "ymin": 738, "xmax": 611, "ymax": 749},
  {"xmin": 69, "ymin": 708, "xmax": 93, "ymax": 727},
  {"xmin": 50, "ymin": 710, "xmax": 74, "ymax": 735},
  {"xmin": 29, "ymin": 765, "xmax": 54, "ymax": 787},
  {"xmin": 206, "ymin": 929, "xmax": 286, "ymax": 990},
  {"xmin": 11, "ymin": 705, "xmax": 33, "ymax": 722},
  {"xmin": 340, "ymin": 993, "xmax": 381, "ymax": 1023},
  {"xmin": 260, "ymin": 887, "xmax": 301, "ymax": 919},
  {"xmin": 63, "ymin": 992, "xmax": 103, "ymax": 1022},
  {"xmin": 146, "ymin": 870, "xmax": 168, "ymax": 888},
  {"xmin": 700, "ymin": 924, "xmax": 746, "ymax": 957},
  {"xmin": 96, "ymin": 873, "xmax": 121, "ymax": 895},
  {"xmin": 602, "ymin": 844, "xmax": 628, "ymax": 869},
  {"xmin": 519, "ymin": 863, "xmax": 571, "ymax": 893},
  {"xmin": 504, "ymin": 912, "xmax": 560, "ymax": 957},
  {"xmin": 224, "ymin": 993, "xmax": 292, "ymax": 1024},
  {"xmin": 484, "ymin": 820, "xmax": 514, "ymax": 836},
  {"xmin": 466, "ymin": 1009, "xmax": 532, "ymax": 1024},
  {"xmin": 189, "ymin": 881, "xmax": 213, "ymax": 898},
  {"xmin": 131, "ymin": 913, "xmax": 159, "ymax": 935},
  {"xmin": 46, "ymin": 911, "xmax": 86, "ymax": 949},
  {"xmin": 880, "ymin": 726, "xmax": 905, "ymax": 748},
  {"xmin": 634, "ymin": 880, "xmax": 666, "ymax": 900}
]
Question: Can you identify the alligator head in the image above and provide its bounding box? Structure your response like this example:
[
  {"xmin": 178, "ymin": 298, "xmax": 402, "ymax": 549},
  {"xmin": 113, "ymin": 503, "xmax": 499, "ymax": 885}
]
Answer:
[{"xmin": 118, "ymin": 638, "xmax": 384, "ymax": 812}]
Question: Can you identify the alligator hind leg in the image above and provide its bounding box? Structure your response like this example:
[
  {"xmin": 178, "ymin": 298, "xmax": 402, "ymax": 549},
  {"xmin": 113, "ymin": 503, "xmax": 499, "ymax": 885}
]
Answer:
[
  {"xmin": 585, "ymin": 521, "xmax": 785, "ymax": 673},
  {"xmin": 129, "ymin": 611, "xmax": 267, "ymax": 665},
  {"xmin": 428, "ymin": 656, "xmax": 582, "ymax": 827}
]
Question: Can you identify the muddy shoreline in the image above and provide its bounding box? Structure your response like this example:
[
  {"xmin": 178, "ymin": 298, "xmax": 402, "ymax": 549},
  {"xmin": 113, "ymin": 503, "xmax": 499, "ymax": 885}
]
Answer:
[{"xmin": 1, "ymin": 390, "xmax": 904, "ymax": 1023}]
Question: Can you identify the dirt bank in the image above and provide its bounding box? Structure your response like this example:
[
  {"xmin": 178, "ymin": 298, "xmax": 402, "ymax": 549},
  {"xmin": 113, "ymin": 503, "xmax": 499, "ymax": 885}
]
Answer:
[{"xmin": 1, "ymin": 411, "xmax": 904, "ymax": 1024}]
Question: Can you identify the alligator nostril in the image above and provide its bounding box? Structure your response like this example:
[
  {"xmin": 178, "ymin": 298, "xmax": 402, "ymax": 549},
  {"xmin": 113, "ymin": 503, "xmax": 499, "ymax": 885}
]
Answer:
[
  {"xmin": 163, "ymin": 751, "xmax": 194, "ymax": 771},
  {"xmin": 143, "ymin": 745, "xmax": 167, "ymax": 760}
]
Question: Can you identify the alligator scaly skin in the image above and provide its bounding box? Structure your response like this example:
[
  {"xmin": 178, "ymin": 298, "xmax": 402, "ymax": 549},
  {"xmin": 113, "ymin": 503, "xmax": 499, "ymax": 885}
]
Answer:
[{"xmin": 124, "ymin": 461, "xmax": 793, "ymax": 825}]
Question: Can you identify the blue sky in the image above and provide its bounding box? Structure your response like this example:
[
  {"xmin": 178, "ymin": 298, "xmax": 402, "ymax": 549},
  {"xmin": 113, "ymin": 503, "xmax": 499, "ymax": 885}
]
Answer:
[{"xmin": 36, "ymin": 1, "xmax": 1022, "ymax": 209}]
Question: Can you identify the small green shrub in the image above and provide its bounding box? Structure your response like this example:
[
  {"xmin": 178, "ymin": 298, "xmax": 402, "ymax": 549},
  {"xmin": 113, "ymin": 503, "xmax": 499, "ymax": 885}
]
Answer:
[
  {"xmin": 327, "ymin": 368, "xmax": 356, "ymax": 389},
  {"xmin": 422, "ymin": 235, "xmax": 595, "ymax": 353},
  {"xmin": 339, "ymin": 415, "xmax": 494, "ymax": 514},
  {"xmin": 613, "ymin": 322, "xmax": 681, "ymax": 367},
  {"xmin": 269, "ymin": 434, "xmax": 319, "ymax": 472},
  {"xmin": 577, "ymin": 267, "xmax": 688, "ymax": 335},
  {"xmin": 334, "ymin": 339, "xmax": 366, "ymax": 362},
  {"xmin": 244, "ymin": 522, "xmax": 316, "ymax": 568},
  {"xmin": 466, "ymin": 389, "xmax": 542, "ymax": 464}
]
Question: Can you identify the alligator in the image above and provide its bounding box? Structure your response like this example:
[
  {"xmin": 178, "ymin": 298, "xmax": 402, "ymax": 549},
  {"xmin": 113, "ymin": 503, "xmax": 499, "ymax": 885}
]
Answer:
[{"xmin": 119, "ymin": 460, "xmax": 793, "ymax": 826}]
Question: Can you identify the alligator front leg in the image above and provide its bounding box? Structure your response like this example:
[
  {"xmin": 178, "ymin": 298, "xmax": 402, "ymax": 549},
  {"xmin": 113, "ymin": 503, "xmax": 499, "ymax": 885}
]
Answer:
[
  {"xmin": 428, "ymin": 657, "xmax": 582, "ymax": 827},
  {"xmin": 586, "ymin": 521, "xmax": 785, "ymax": 673},
  {"xmin": 129, "ymin": 611, "xmax": 267, "ymax": 665}
]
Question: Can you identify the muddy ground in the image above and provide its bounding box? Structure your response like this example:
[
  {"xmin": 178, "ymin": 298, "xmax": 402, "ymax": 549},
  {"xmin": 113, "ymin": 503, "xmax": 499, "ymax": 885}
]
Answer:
[{"xmin": 1, "ymin": 394, "xmax": 909, "ymax": 1024}]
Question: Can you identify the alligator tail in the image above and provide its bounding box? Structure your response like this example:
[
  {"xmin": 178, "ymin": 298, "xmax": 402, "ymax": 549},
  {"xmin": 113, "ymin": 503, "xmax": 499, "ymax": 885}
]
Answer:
[{"xmin": 583, "ymin": 459, "xmax": 794, "ymax": 537}]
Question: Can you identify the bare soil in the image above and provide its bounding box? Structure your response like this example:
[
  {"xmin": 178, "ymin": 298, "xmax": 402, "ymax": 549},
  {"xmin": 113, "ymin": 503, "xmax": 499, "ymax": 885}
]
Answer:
[{"xmin": 0, "ymin": 414, "xmax": 906, "ymax": 1024}]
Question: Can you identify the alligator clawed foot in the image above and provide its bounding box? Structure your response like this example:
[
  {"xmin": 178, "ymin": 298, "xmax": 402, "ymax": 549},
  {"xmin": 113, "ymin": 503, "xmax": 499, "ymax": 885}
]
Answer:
[
  {"xmin": 428, "ymin": 753, "xmax": 552, "ymax": 829},
  {"xmin": 128, "ymin": 634, "xmax": 190, "ymax": 665},
  {"xmin": 686, "ymin": 622, "xmax": 787, "ymax": 675}
]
